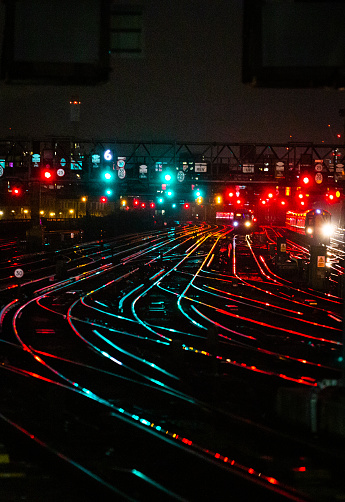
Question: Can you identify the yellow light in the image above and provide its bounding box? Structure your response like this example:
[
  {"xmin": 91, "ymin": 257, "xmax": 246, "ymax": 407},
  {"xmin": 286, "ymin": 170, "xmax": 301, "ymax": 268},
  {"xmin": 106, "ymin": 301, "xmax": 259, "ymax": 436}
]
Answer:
[
  {"xmin": 81, "ymin": 196, "xmax": 87, "ymax": 202},
  {"xmin": 121, "ymin": 199, "xmax": 127, "ymax": 206},
  {"xmin": 69, "ymin": 209, "xmax": 74, "ymax": 214},
  {"xmin": 23, "ymin": 209, "xmax": 28, "ymax": 214},
  {"xmin": 39, "ymin": 210, "xmax": 44, "ymax": 215},
  {"xmin": 336, "ymin": 190, "xmax": 341, "ymax": 198},
  {"xmin": 49, "ymin": 212, "xmax": 55, "ymax": 217}
]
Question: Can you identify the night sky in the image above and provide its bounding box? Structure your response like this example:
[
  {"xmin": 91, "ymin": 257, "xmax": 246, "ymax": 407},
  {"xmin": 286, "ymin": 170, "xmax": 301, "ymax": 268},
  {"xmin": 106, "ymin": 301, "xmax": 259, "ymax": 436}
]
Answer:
[{"xmin": 1, "ymin": 0, "xmax": 345, "ymax": 144}]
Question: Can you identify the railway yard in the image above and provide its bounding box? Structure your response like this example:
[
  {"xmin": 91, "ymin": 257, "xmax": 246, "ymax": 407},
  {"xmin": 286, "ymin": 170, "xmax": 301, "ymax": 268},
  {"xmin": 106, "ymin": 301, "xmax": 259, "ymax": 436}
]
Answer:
[{"xmin": 1, "ymin": 222, "xmax": 345, "ymax": 501}]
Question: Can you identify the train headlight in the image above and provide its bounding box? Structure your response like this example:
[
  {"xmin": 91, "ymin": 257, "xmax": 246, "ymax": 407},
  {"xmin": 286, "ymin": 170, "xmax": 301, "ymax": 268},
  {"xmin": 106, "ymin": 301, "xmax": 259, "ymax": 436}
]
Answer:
[{"xmin": 321, "ymin": 223, "xmax": 335, "ymax": 237}]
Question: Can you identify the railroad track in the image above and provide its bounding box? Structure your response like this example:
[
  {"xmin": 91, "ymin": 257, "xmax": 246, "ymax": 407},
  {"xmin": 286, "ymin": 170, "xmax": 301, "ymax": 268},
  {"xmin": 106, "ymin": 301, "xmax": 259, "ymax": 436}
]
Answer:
[{"xmin": 1, "ymin": 223, "xmax": 345, "ymax": 500}]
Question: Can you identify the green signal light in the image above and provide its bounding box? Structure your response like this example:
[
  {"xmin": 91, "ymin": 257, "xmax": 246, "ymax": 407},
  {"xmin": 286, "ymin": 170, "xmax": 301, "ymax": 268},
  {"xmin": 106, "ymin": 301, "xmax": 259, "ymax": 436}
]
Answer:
[
  {"xmin": 158, "ymin": 197, "xmax": 164, "ymax": 204},
  {"xmin": 104, "ymin": 172, "xmax": 112, "ymax": 180},
  {"xmin": 105, "ymin": 189, "xmax": 113, "ymax": 196},
  {"xmin": 167, "ymin": 191, "xmax": 173, "ymax": 197},
  {"xmin": 164, "ymin": 173, "xmax": 172, "ymax": 182}
]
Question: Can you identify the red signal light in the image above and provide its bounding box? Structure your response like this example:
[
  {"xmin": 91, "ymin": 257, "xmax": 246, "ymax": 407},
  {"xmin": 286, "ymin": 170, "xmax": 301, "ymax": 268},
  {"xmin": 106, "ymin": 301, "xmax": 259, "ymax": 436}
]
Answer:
[
  {"xmin": 228, "ymin": 191, "xmax": 234, "ymax": 198},
  {"xmin": 141, "ymin": 202, "xmax": 146, "ymax": 208},
  {"xmin": 100, "ymin": 196, "xmax": 107, "ymax": 203},
  {"xmin": 12, "ymin": 187, "xmax": 21, "ymax": 195},
  {"xmin": 43, "ymin": 170, "xmax": 52, "ymax": 180},
  {"xmin": 150, "ymin": 202, "xmax": 155, "ymax": 208},
  {"xmin": 184, "ymin": 203, "xmax": 190, "ymax": 209},
  {"xmin": 133, "ymin": 199, "xmax": 139, "ymax": 206}
]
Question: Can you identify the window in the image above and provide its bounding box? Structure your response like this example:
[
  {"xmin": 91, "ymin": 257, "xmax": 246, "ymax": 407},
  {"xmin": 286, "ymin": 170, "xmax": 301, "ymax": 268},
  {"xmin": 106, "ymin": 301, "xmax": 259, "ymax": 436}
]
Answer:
[{"xmin": 110, "ymin": 6, "xmax": 143, "ymax": 57}]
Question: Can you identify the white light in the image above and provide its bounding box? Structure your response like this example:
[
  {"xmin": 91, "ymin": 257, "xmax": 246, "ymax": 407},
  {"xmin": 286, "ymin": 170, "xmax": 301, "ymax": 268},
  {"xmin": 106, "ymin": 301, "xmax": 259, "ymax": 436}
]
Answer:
[
  {"xmin": 321, "ymin": 224, "xmax": 335, "ymax": 237},
  {"xmin": 306, "ymin": 227, "xmax": 313, "ymax": 234}
]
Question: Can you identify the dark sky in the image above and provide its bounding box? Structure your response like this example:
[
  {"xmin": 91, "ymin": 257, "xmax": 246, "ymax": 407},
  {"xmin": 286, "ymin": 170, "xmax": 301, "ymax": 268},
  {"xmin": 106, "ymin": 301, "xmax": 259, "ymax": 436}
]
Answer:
[{"xmin": 1, "ymin": 0, "xmax": 345, "ymax": 144}]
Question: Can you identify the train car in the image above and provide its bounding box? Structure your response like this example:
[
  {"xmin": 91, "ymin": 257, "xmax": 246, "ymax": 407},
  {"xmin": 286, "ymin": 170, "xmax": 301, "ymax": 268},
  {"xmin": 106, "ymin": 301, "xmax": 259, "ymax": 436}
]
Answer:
[
  {"xmin": 286, "ymin": 208, "xmax": 333, "ymax": 244},
  {"xmin": 232, "ymin": 210, "xmax": 257, "ymax": 233}
]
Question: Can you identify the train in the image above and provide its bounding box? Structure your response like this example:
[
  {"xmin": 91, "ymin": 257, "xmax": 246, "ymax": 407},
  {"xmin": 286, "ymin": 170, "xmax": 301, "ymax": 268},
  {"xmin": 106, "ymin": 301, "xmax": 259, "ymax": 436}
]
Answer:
[
  {"xmin": 215, "ymin": 208, "xmax": 257, "ymax": 233},
  {"xmin": 285, "ymin": 208, "xmax": 334, "ymax": 244},
  {"xmin": 232, "ymin": 210, "xmax": 257, "ymax": 233}
]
